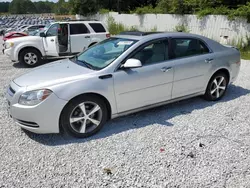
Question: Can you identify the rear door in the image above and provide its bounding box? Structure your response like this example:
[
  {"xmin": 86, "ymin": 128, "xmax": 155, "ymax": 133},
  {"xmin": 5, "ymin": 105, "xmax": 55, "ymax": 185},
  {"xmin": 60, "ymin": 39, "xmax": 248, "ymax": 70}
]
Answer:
[
  {"xmin": 170, "ymin": 37, "xmax": 214, "ymax": 98},
  {"xmin": 69, "ymin": 23, "xmax": 91, "ymax": 53},
  {"xmin": 43, "ymin": 23, "xmax": 59, "ymax": 57}
]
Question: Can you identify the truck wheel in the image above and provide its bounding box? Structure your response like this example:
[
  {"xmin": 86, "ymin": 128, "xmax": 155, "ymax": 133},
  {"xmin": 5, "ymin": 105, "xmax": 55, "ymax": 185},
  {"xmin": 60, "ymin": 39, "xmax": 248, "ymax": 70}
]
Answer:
[{"xmin": 19, "ymin": 48, "xmax": 42, "ymax": 67}]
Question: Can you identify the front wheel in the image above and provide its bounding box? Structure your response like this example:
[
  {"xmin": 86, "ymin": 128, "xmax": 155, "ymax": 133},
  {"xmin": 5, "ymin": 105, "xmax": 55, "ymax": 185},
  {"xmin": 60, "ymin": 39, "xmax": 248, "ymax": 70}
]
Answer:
[
  {"xmin": 19, "ymin": 48, "xmax": 42, "ymax": 67},
  {"xmin": 204, "ymin": 72, "xmax": 229, "ymax": 101},
  {"xmin": 60, "ymin": 95, "xmax": 108, "ymax": 138}
]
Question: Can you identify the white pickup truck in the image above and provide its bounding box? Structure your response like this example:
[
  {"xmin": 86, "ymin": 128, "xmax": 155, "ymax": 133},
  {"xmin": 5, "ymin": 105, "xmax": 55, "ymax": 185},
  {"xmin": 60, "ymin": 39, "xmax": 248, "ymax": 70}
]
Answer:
[{"xmin": 3, "ymin": 20, "xmax": 110, "ymax": 67}]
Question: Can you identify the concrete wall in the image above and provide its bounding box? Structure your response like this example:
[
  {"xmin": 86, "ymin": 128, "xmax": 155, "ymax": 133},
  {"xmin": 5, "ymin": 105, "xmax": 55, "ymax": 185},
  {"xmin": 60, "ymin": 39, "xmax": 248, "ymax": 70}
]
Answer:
[{"xmin": 77, "ymin": 12, "xmax": 250, "ymax": 43}]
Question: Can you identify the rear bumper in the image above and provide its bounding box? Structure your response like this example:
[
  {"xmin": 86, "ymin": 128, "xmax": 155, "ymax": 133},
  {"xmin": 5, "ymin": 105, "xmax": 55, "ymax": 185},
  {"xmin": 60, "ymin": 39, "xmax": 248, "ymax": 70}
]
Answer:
[{"xmin": 230, "ymin": 62, "xmax": 241, "ymax": 83}]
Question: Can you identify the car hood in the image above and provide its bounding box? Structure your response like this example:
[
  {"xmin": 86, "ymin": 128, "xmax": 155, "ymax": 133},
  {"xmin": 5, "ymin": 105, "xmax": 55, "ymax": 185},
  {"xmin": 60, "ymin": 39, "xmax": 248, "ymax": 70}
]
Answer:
[
  {"xmin": 7, "ymin": 35, "xmax": 40, "ymax": 43},
  {"xmin": 13, "ymin": 59, "xmax": 95, "ymax": 87}
]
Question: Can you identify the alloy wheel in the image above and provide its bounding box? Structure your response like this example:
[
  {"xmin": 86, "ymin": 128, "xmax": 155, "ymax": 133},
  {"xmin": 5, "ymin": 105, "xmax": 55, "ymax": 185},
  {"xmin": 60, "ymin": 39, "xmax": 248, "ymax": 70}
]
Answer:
[
  {"xmin": 69, "ymin": 101, "xmax": 103, "ymax": 134},
  {"xmin": 210, "ymin": 76, "xmax": 227, "ymax": 99},
  {"xmin": 24, "ymin": 52, "xmax": 38, "ymax": 65}
]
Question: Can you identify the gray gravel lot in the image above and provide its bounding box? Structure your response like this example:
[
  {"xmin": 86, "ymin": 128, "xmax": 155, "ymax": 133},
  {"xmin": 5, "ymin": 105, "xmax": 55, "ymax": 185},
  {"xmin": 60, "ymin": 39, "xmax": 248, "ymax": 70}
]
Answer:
[{"xmin": 1, "ymin": 38, "xmax": 250, "ymax": 188}]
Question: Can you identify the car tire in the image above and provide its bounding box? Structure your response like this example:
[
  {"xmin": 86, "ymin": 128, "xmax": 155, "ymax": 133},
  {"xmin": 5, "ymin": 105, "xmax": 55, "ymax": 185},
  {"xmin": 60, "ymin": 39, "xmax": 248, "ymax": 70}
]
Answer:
[
  {"xmin": 60, "ymin": 95, "xmax": 108, "ymax": 138},
  {"xmin": 19, "ymin": 48, "xmax": 42, "ymax": 67},
  {"xmin": 204, "ymin": 72, "xmax": 229, "ymax": 101}
]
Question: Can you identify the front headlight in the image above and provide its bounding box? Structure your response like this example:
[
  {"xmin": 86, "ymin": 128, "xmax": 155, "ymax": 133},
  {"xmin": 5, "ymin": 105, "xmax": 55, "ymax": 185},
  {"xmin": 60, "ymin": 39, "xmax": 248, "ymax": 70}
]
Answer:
[
  {"xmin": 19, "ymin": 89, "xmax": 52, "ymax": 106},
  {"xmin": 5, "ymin": 42, "xmax": 14, "ymax": 49}
]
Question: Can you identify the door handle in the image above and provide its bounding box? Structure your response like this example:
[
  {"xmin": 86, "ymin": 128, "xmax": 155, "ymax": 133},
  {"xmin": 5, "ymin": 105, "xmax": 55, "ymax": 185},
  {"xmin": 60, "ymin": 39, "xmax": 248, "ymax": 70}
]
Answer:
[
  {"xmin": 51, "ymin": 39, "xmax": 54, "ymax": 42},
  {"xmin": 205, "ymin": 58, "xmax": 213, "ymax": 63},
  {"xmin": 85, "ymin": 36, "xmax": 90, "ymax": 38},
  {"xmin": 99, "ymin": 74, "xmax": 113, "ymax": 79},
  {"xmin": 161, "ymin": 67, "xmax": 172, "ymax": 72}
]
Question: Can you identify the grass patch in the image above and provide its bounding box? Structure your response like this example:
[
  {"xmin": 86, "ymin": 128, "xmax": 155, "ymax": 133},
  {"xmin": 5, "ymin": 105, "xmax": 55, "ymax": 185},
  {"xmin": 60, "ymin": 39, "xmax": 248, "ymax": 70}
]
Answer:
[
  {"xmin": 173, "ymin": 24, "xmax": 190, "ymax": 32},
  {"xmin": 241, "ymin": 52, "xmax": 250, "ymax": 60},
  {"xmin": 107, "ymin": 16, "xmax": 158, "ymax": 35}
]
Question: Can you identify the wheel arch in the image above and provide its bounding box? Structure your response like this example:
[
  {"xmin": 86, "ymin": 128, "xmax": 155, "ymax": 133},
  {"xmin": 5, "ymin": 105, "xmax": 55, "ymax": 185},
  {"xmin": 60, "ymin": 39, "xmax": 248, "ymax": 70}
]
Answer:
[
  {"xmin": 205, "ymin": 67, "xmax": 231, "ymax": 92},
  {"xmin": 59, "ymin": 92, "xmax": 112, "ymax": 133},
  {"xmin": 18, "ymin": 46, "xmax": 42, "ymax": 61},
  {"xmin": 211, "ymin": 68, "xmax": 230, "ymax": 82}
]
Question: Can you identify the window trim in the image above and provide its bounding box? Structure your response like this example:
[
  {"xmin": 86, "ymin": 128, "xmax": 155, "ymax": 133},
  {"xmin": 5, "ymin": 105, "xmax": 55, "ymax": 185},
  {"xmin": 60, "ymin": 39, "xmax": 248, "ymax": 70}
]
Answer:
[
  {"xmin": 115, "ymin": 37, "xmax": 170, "ymax": 72},
  {"xmin": 69, "ymin": 23, "xmax": 90, "ymax": 35},
  {"xmin": 169, "ymin": 37, "xmax": 213, "ymax": 60}
]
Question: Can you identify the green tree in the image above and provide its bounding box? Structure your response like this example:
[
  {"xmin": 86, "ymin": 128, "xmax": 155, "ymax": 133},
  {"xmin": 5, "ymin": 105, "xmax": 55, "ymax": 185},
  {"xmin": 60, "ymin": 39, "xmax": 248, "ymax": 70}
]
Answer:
[
  {"xmin": 33, "ymin": 1, "xmax": 55, "ymax": 13},
  {"xmin": 0, "ymin": 2, "xmax": 10, "ymax": 13},
  {"xmin": 69, "ymin": 0, "xmax": 98, "ymax": 16},
  {"xmin": 53, "ymin": 0, "xmax": 70, "ymax": 15},
  {"xmin": 157, "ymin": 0, "xmax": 186, "ymax": 14},
  {"xmin": 9, "ymin": 0, "xmax": 37, "ymax": 14}
]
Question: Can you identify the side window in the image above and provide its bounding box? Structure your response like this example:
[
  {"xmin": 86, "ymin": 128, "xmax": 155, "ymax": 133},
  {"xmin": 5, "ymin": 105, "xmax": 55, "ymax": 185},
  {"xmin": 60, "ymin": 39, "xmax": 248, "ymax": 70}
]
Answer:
[
  {"xmin": 89, "ymin": 23, "xmax": 106, "ymax": 33},
  {"xmin": 28, "ymin": 26, "xmax": 38, "ymax": 31},
  {"xmin": 199, "ymin": 41, "xmax": 210, "ymax": 54},
  {"xmin": 171, "ymin": 38, "xmax": 210, "ymax": 58},
  {"xmin": 46, "ymin": 24, "xmax": 59, "ymax": 37},
  {"xmin": 12, "ymin": 34, "xmax": 22, "ymax": 37},
  {"xmin": 70, "ymin": 24, "xmax": 89, "ymax": 35},
  {"xmin": 131, "ymin": 40, "xmax": 169, "ymax": 65}
]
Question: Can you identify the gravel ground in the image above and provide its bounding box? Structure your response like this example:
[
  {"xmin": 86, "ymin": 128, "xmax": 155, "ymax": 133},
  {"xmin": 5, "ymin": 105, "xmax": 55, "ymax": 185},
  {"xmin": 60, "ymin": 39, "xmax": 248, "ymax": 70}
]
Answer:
[{"xmin": 1, "ymin": 38, "xmax": 250, "ymax": 188}]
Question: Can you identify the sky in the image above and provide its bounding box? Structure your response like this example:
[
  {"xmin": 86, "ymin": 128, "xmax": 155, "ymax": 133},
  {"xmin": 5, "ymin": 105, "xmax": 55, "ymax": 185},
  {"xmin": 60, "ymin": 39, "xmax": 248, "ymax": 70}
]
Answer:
[{"xmin": 0, "ymin": 0, "xmax": 58, "ymax": 2}]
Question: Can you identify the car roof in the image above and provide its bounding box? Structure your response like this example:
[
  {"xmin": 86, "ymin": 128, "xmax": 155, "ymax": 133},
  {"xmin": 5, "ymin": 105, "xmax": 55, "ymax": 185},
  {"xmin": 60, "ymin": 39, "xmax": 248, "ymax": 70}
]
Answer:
[
  {"xmin": 115, "ymin": 31, "xmax": 211, "ymax": 42},
  {"xmin": 54, "ymin": 20, "xmax": 104, "ymax": 24}
]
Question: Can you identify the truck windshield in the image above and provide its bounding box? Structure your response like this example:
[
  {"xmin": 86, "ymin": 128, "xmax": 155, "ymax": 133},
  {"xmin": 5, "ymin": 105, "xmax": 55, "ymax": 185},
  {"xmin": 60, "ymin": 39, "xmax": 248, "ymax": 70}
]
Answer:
[{"xmin": 70, "ymin": 37, "xmax": 138, "ymax": 70}]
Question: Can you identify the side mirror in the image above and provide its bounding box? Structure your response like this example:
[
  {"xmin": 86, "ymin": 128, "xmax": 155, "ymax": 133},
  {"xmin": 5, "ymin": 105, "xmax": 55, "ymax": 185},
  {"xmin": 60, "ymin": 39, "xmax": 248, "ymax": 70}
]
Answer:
[
  {"xmin": 122, "ymin": 58, "xmax": 142, "ymax": 69},
  {"xmin": 40, "ymin": 32, "xmax": 46, "ymax": 37}
]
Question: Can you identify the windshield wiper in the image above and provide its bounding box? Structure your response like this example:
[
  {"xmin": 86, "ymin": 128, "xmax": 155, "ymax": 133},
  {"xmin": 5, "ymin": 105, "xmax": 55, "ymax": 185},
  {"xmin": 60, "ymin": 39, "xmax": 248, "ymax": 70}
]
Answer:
[
  {"xmin": 77, "ymin": 59, "xmax": 97, "ymax": 70},
  {"xmin": 69, "ymin": 56, "xmax": 77, "ymax": 62}
]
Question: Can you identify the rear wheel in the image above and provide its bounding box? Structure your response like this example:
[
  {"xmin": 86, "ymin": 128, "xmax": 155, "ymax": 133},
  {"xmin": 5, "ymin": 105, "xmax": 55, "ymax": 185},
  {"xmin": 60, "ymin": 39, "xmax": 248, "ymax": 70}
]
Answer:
[
  {"xmin": 60, "ymin": 95, "xmax": 108, "ymax": 138},
  {"xmin": 204, "ymin": 72, "xmax": 229, "ymax": 101},
  {"xmin": 19, "ymin": 48, "xmax": 42, "ymax": 67}
]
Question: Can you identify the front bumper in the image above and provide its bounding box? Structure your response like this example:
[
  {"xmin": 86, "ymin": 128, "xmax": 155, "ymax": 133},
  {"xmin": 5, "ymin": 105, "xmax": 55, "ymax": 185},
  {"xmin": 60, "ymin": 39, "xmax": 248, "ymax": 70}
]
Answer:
[
  {"xmin": 4, "ymin": 47, "xmax": 16, "ymax": 61},
  {"xmin": 6, "ymin": 83, "xmax": 68, "ymax": 134}
]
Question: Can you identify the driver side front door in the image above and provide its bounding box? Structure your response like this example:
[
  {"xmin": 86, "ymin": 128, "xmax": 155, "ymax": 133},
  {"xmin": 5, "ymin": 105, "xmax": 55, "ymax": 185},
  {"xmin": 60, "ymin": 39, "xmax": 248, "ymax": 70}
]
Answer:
[
  {"xmin": 43, "ymin": 23, "xmax": 59, "ymax": 57},
  {"xmin": 113, "ymin": 39, "xmax": 174, "ymax": 113}
]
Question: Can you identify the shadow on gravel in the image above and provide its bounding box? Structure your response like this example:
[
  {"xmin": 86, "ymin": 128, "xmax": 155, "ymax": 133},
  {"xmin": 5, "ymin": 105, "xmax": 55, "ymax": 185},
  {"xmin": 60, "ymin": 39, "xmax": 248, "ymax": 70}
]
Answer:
[{"xmin": 25, "ymin": 84, "xmax": 250, "ymax": 146}]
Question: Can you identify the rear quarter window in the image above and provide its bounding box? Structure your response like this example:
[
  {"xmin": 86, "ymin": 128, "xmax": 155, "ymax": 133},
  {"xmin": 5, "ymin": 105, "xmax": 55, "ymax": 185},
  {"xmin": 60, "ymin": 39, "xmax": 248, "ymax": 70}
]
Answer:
[
  {"xmin": 89, "ymin": 23, "xmax": 106, "ymax": 33},
  {"xmin": 70, "ymin": 24, "xmax": 90, "ymax": 35}
]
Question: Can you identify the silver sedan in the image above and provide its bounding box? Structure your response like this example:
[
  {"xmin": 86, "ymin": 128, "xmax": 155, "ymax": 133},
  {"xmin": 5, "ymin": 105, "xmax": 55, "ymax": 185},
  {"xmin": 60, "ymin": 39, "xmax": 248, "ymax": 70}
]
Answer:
[{"xmin": 6, "ymin": 32, "xmax": 241, "ymax": 138}]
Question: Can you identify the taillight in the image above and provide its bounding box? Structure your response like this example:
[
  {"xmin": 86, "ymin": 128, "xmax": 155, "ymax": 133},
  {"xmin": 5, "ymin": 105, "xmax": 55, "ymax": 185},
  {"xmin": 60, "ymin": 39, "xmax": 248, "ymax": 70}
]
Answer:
[{"xmin": 106, "ymin": 33, "xmax": 110, "ymax": 38}]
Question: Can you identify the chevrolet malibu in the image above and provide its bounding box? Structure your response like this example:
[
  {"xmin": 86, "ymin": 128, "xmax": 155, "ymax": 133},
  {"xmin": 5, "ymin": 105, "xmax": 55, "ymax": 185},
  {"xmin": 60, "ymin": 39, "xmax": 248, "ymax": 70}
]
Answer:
[{"xmin": 6, "ymin": 32, "xmax": 241, "ymax": 138}]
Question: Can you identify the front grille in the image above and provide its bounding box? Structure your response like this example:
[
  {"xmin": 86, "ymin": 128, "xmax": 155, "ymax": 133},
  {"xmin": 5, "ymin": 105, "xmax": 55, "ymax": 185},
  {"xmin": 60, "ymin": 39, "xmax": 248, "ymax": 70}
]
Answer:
[{"xmin": 16, "ymin": 119, "xmax": 39, "ymax": 128}]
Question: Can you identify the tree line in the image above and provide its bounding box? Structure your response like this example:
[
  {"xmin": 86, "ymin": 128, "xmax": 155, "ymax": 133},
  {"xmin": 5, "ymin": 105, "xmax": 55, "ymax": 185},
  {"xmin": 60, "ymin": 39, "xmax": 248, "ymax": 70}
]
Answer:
[{"xmin": 0, "ymin": 0, "xmax": 249, "ymax": 20}]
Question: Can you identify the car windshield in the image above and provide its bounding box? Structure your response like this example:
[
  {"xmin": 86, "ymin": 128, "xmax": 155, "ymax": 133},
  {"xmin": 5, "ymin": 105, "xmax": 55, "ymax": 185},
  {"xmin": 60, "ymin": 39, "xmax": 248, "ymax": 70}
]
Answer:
[
  {"xmin": 43, "ymin": 23, "xmax": 51, "ymax": 31},
  {"xmin": 71, "ymin": 37, "xmax": 138, "ymax": 70}
]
